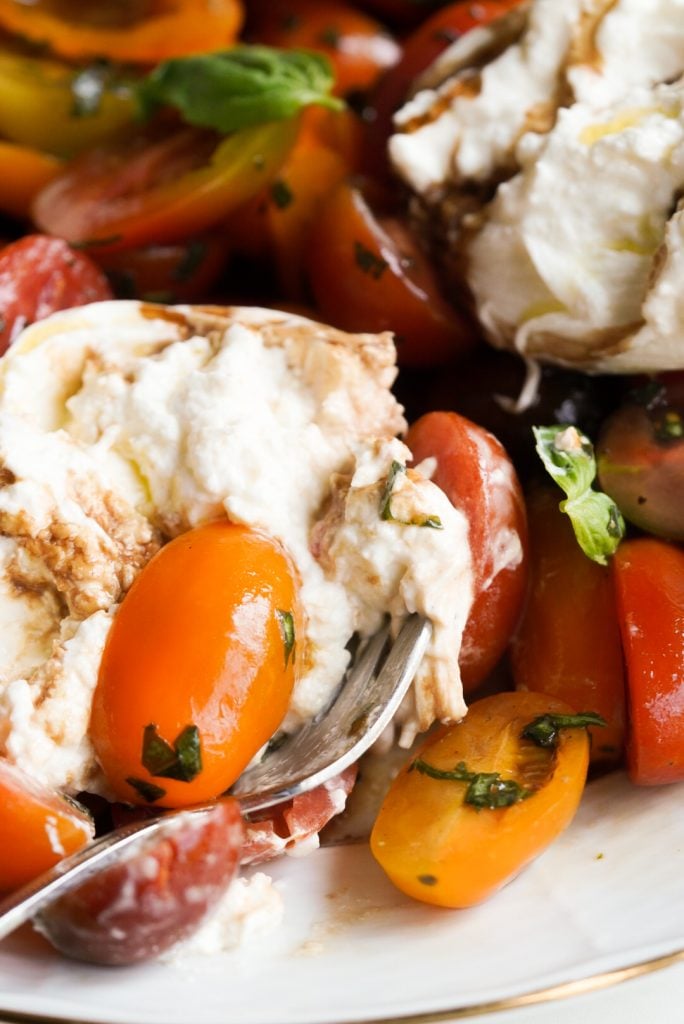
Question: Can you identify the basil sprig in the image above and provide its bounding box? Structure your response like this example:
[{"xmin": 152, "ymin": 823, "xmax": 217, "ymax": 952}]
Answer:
[
  {"xmin": 137, "ymin": 46, "xmax": 342, "ymax": 134},
  {"xmin": 522, "ymin": 712, "xmax": 607, "ymax": 749},
  {"xmin": 410, "ymin": 758, "xmax": 531, "ymax": 810},
  {"xmin": 533, "ymin": 424, "xmax": 625, "ymax": 565}
]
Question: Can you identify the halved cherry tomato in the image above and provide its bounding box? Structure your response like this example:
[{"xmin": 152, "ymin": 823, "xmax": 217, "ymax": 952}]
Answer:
[
  {"xmin": 0, "ymin": 759, "xmax": 93, "ymax": 892},
  {"xmin": 0, "ymin": 140, "xmax": 63, "ymax": 220},
  {"xmin": 0, "ymin": 0, "xmax": 244, "ymax": 64},
  {"xmin": 247, "ymin": 0, "xmax": 400, "ymax": 96},
  {"xmin": 0, "ymin": 234, "xmax": 112, "ymax": 352},
  {"xmin": 366, "ymin": 0, "xmax": 525, "ymax": 177},
  {"xmin": 306, "ymin": 178, "xmax": 477, "ymax": 367},
  {"xmin": 38, "ymin": 798, "xmax": 244, "ymax": 965},
  {"xmin": 33, "ymin": 118, "xmax": 300, "ymax": 252},
  {"xmin": 406, "ymin": 410, "xmax": 528, "ymax": 691},
  {"xmin": 96, "ymin": 235, "xmax": 230, "ymax": 303},
  {"xmin": 90, "ymin": 521, "xmax": 302, "ymax": 808},
  {"xmin": 613, "ymin": 538, "xmax": 684, "ymax": 785},
  {"xmin": 511, "ymin": 487, "xmax": 625, "ymax": 767},
  {"xmin": 0, "ymin": 51, "xmax": 135, "ymax": 159},
  {"xmin": 371, "ymin": 692, "xmax": 590, "ymax": 908}
]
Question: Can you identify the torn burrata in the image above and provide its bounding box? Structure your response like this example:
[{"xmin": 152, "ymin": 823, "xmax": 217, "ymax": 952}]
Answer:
[
  {"xmin": 389, "ymin": 0, "xmax": 684, "ymax": 373},
  {"xmin": 0, "ymin": 301, "xmax": 474, "ymax": 800}
]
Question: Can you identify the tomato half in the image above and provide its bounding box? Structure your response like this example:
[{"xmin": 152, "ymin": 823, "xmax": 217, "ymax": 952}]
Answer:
[
  {"xmin": 0, "ymin": 0, "xmax": 244, "ymax": 64},
  {"xmin": 0, "ymin": 759, "xmax": 94, "ymax": 892},
  {"xmin": 371, "ymin": 692, "xmax": 590, "ymax": 908},
  {"xmin": 0, "ymin": 140, "xmax": 63, "ymax": 220},
  {"xmin": 613, "ymin": 538, "xmax": 684, "ymax": 785},
  {"xmin": 406, "ymin": 410, "xmax": 528, "ymax": 691},
  {"xmin": 0, "ymin": 235, "xmax": 113, "ymax": 352},
  {"xmin": 33, "ymin": 118, "xmax": 300, "ymax": 251},
  {"xmin": 306, "ymin": 178, "xmax": 477, "ymax": 367},
  {"xmin": 90, "ymin": 521, "xmax": 302, "ymax": 807},
  {"xmin": 97, "ymin": 235, "xmax": 231, "ymax": 303},
  {"xmin": 511, "ymin": 487, "xmax": 626, "ymax": 767}
]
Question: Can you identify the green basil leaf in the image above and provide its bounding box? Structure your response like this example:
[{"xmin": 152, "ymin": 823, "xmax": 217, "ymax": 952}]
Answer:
[
  {"xmin": 379, "ymin": 460, "xmax": 444, "ymax": 529},
  {"xmin": 276, "ymin": 609, "xmax": 296, "ymax": 668},
  {"xmin": 141, "ymin": 723, "xmax": 203, "ymax": 782},
  {"xmin": 533, "ymin": 424, "xmax": 625, "ymax": 564},
  {"xmin": 126, "ymin": 777, "xmax": 166, "ymax": 803},
  {"xmin": 137, "ymin": 46, "xmax": 342, "ymax": 134},
  {"xmin": 521, "ymin": 712, "xmax": 607, "ymax": 749},
  {"xmin": 411, "ymin": 758, "xmax": 531, "ymax": 810}
]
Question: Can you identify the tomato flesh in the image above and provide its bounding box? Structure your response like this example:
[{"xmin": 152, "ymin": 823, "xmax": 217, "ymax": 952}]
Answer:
[{"xmin": 90, "ymin": 521, "xmax": 302, "ymax": 807}]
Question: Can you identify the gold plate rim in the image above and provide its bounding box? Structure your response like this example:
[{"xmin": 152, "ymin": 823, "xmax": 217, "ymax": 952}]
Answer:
[{"xmin": 1, "ymin": 945, "xmax": 684, "ymax": 1024}]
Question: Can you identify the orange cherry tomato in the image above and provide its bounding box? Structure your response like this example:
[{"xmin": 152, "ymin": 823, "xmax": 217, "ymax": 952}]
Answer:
[
  {"xmin": 511, "ymin": 487, "xmax": 626, "ymax": 767},
  {"xmin": 90, "ymin": 521, "xmax": 302, "ymax": 808},
  {"xmin": 32, "ymin": 118, "xmax": 299, "ymax": 252},
  {"xmin": 0, "ymin": 140, "xmax": 63, "ymax": 220},
  {"xmin": 306, "ymin": 178, "xmax": 477, "ymax": 368},
  {"xmin": 371, "ymin": 692, "xmax": 590, "ymax": 908},
  {"xmin": 406, "ymin": 411, "xmax": 528, "ymax": 691},
  {"xmin": 0, "ymin": 0, "xmax": 244, "ymax": 64},
  {"xmin": 247, "ymin": 0, "xmax": 400, "ymax": 96},
  {"xmin": 0, "ymin": 759, "xmax": 94, "ymax": 892},
  {"xmin": 613, "ymin": 538, "xmax": 684, "ymax": 785}
]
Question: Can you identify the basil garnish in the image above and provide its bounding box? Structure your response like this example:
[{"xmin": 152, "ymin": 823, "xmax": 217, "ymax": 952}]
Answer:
[
  {"xmin": 379, "ymin": 461, "xmax": 444, "ymax": 529},
  {"xmin": 276, "ymin": 609, "xmax": 296, "ymax": 668},
  {"xmin": 137, "ymin": 46, "xmax": 341, "ymax": 134},
  {"xmin": 521, "ymin": 712, "xmax": 607, "ymax": 749},
  {"xmin": 410, "ymin": 758, "xmax": 531, "ymax": 810},
  {"xmin": 141, "ymin": 723, "xmax": 202, "ymax": 782},
  {"xmin": 126, "ymin": 777, "xmax": 166, "ymax": 804},
  {"xmin": 533, "ymin": 424, "xmax": 625, "ymax": 565}
]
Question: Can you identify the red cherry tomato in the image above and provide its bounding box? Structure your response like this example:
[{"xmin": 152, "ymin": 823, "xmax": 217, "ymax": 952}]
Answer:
[
  {"xmin": 613, "ymin": 538, "xmax": 684, "ymax": 785},
  {"xmin": 0, "ymin": 235, "xmax": 112, "ymax": 353},
  {"xmin": 306, "ymin": 178, "xmax": 477, "ymax": 368},
  {"xmin": 406, "ymin": 410, "xmax": 528, "ymax": 691},
  {"xmin": 96, "ymin": 235, "xmax": 231, "ymax": 304},
  {"xmin": 90, "ymin": 521, "xmax": 302, "ymax": 808},
  {"xmin": 247, "ymin": 0, "xmax": 401, "ymax": 96},
  {"xmin": 511, "ymin": 487, "xmax": 626, "ymax": 767}
]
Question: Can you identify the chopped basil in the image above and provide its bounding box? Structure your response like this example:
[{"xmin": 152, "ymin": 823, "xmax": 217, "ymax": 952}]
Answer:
[
  {"xmin": 521, "ymin": 712, "xmax": 607, "ymax": 749},
  {"xmin": 318, "ymin": 26, "xmax": 341, "ymax": 49},
  {"xmin": 276, "ymin": 609, "xmax": 296, "ymax": 668},
  {"xmin": 173, "ymin": 240, "xmax": 207, "ymax": 283},
  {"xmin": 271, "ymin": 179, "xmax": 294, "ymax": 209},
  {"xmin": 354, "ymin": 241, "xmax": 388, "ymax": 280},
  {"xmin": 137, "ymin": 46, "xmax": 342, "ymax": 134},
  {"xmin": 141, "ymin": 723, "xmax": 203, "ymax": 782},
  {"xmin": 126, "ymin": 777, "xmax": 166, "ymax": 803},
  {"xmin": 533, "ymin": 424, "xmax": 625, "ymax": 565},
  {"xmin": 418, "ymin": 874, "xmax": 438, "ymax": 886},
  {"xmin": 379, "ymin": 460, "xmax": 444, "ymax": 529},
  {"xmin": 411, "ymin": 758, "xmax": 531, "ymax": 810}
]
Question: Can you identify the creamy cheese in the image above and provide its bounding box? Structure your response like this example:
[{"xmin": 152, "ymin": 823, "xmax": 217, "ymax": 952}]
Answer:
[{"xmin": 0, "ymin": 301, "xmax": 474, "ymax": 797}]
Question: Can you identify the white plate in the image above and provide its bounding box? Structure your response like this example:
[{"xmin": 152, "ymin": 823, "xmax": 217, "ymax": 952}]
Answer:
[{"xmin": 1, "ymin": 771, "xmax": 683, "ymax": 1024}]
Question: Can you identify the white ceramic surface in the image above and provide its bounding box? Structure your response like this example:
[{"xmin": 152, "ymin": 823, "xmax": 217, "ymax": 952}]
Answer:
[{"xmin": 1, "ymin": 771, "xmax": 683, "ymax": 1024}]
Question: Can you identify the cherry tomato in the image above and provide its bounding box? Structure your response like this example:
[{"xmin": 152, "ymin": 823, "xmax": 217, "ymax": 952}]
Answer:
[
  {"xmin": 0, "ymin": 0, "xmax": 244, "ymax": 64},
  {"xmin": 511, "ymin": 487, "xmax": 626, "ymax": 767},
  {"xmin": 38, "ymin": 799, "xmax": 244, "ymax": 965},
  {"xmin": 306, "ymin": 178, "xmax": 477, "ymax": 368},
  {"xmin": 32, "ymin": 118, "xmax": 299, "ymax": 252},
  {"xmin": 0, "ymin": 235, "xmax": 112, "ymax": 353},
  {"xmin": 247, "ymin": 0, "xmax": 400, "ymax": 96},
  {"xmin": 613, "ymin": 538, "xmax": 684, "ymax": 785},
  {"xmin": 0, "ymin": 759, "xmax": 93, "ymax": 893},
  {"xmin": 371, "ymin": 692, "xmax": 590, "ymax": 908},
  {"xmin": 406, "ymin": 410, "xmax": 528, "ymax": 691},
  {"xmin": 90, "ymin": 521, "xmax": 302, "ymax": 808},
  {"xmin": 366, "ymin": 0, "xmax": 525, "ymax": 177},
  {"xmin": 96, "ymin": 235, "xmax": 230, "ymax": 303},
  {"xmin": 0, "ymin": 140, "xmax": 63, "ymax": 221},
  {"xmin": 597, "ymin": 378, "xmax": 684, "ymax": 541}
]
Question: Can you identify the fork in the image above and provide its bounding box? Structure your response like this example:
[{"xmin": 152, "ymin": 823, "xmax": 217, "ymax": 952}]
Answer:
[{"xmin": 0, "ymin": 613, "xmax": 432, "ymax": 944}]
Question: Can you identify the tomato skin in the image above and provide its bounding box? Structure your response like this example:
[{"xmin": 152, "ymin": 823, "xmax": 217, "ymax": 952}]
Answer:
[
  {"xmin": 0, "ymin": 235, "xmax": 112, "ymax": 353},
  {"xmin": 371, "ymin": 692, "xmax": 590, "ymax": 908},
  {"xmin": 0, "ymin": 140, "xmax": 63, "ymax": 220},
  {"xmin": 306, "ymin": 179, "xmax": 477, "ymax": 368},
  {"xmin": 612, "ymin": 538, "xmax": 684, "ymax": 785},
  {"xmin": 38, "ymin": 799, "xmax": 244, "ymax": 966},
  {"xmin": 406, "ymin": 411, "xmax": 528, "ymax": 691},
  {"xmin": 511, "ymin": 488, "xmax": 626, "ymax": 767},
  {"xmin": 0, "ymin": 760, "xmax": 94, "ymax": 893},
  {"xmin": 33, "ymin": 119, "xmax": 300, "ymax": 252},
  {"xmin": 247, "ymin": 0, "xmax": 401, "ymax": 96},
  {"xmin": 96, "ymin": 235, "xmax": 230, "ymax": 304},
  {"xmin": 90, "ymin": 521, "xmax": 302, "ymax": 808}
]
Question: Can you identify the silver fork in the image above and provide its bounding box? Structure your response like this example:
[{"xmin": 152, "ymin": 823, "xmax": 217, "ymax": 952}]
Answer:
[{"xmin": 0, "ymin": 613, "xmax": 432, "ymax": 944}]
